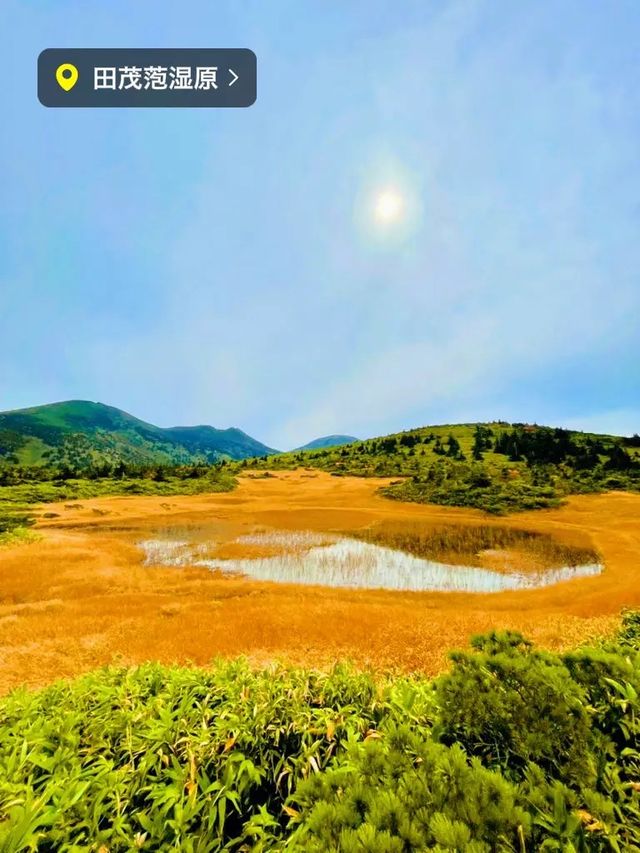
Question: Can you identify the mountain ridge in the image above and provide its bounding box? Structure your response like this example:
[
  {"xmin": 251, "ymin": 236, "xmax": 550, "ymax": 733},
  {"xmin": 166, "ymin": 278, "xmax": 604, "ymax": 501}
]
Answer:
[{"xmin": 0, "ymin": 400, "xmax": 278, "ymax": 466}]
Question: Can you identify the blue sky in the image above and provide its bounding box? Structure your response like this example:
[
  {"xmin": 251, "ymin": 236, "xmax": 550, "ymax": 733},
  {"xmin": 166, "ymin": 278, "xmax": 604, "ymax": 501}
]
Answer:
[{"xmin": 1, "ymin": 1, "xmax": 639, "ymax": 449}]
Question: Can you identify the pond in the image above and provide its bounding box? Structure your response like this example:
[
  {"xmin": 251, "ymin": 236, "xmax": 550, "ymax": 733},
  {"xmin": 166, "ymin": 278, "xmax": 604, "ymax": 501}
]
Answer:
[{"xmin": 139, "ymin": 527, "xmax": 602, "ymax": 593}]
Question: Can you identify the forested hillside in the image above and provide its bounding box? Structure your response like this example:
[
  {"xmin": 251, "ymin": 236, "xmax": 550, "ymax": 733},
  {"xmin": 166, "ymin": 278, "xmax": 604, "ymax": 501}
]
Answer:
[
  {"xmin": 0, "ymin": 400, "xmax": 277, "ymax": 468},
  {"xmin": 241, "ymin": 422, "xmax": 640, "ymax": 513}
]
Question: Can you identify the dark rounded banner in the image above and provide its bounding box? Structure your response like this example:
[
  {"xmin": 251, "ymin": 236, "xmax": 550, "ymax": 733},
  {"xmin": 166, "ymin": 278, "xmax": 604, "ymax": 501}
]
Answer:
[{"xmin": 38, "ymin": 48, "xmax": 257, "ymax": 108}]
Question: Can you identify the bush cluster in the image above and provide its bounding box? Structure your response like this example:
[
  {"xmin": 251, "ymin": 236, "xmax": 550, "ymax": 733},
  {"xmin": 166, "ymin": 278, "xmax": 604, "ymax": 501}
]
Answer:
[{"xmin": 0, "ymin": 614, "xmax": 639, "ymax": 850}]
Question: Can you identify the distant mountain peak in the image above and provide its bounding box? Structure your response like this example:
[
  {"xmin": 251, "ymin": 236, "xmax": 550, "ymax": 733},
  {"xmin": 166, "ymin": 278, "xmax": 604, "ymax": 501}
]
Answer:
[{"xmin": 295, "ymin": 435, "xmax": 358, "ymax": 451}]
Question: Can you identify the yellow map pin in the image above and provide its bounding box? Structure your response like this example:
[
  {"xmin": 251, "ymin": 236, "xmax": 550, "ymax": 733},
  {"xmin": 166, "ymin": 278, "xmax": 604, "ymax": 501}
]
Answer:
[{"xmin": 55, "ymin": 63, "xmax": 79, "ymax": 92}]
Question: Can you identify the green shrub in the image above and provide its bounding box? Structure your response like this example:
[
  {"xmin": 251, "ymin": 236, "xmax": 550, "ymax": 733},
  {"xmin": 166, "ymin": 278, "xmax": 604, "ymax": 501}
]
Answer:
[
  {"xmin": 288, "ymin": 727, "xmax": 531, "ymax": 852},
  {"xmin": 0, "ymin": 470, "xmax": 236, "ymax": 514},
  {"xmin": 0, "ymin": 508, "xmax": 34, "ymax": 545},
  {"xmin": 0, "ymin": 662, "xmax": 433, "ymax": 851},
  {"xmin": 433, "ymin": 631, "xmax": 595, "ymax": 787},
  {"xmin": 617, "ymin": 609, "xmax": 640, "ymax": 649}
]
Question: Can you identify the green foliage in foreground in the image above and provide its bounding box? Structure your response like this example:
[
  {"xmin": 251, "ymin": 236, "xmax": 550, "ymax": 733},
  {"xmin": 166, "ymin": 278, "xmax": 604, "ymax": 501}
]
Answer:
[
  {"xmin": 1, "ymin": 616, "xmax": 639, "ymax": 851},
  {"xmin": 241, "ymin": 423, "xmax": 640, "ymax": 514}
]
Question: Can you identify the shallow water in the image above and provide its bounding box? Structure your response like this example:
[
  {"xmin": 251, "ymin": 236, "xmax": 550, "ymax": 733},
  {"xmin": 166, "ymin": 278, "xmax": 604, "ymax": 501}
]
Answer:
[{"xmin": 139, "ymin": 530, "xmax": 602, "ymax": 593}]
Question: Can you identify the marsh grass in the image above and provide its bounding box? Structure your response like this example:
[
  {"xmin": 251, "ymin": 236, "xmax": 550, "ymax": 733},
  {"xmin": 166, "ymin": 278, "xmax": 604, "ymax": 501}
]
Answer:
[
  {"xmin": 354, "ymin": 521, "xmax": 600, "ymax": 570},
  {"xmin": 141, "ymin": 527, "xmax": 602, "ymax": 593}
]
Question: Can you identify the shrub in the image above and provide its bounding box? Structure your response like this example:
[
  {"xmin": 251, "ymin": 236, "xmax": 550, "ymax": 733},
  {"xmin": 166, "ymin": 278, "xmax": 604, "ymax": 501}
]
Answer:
[
  {"xmin": 433, "ymin": 631, "xmax": 595, "ymax": 787},
  {"xmin": 0, "ymin": 662, "xmax": 433, "ymax": 851},
  {"xmin": 288, "ymin": 728, "xmax": 531, "ymax": 851}
]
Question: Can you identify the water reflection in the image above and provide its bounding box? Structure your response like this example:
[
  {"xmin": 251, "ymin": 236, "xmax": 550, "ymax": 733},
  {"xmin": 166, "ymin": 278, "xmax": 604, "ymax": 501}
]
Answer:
[{"xmin": 140, "ymin": 530, "xmax": 602, "ymax": 593}]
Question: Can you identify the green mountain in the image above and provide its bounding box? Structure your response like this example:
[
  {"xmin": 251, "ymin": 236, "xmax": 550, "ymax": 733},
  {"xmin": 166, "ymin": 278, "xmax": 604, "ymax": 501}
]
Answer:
[
  {"xmin": 295, "ymin": 435, "xmax": 358, "ymax": 451},
  {"xmin": 0, "ymin": 400, "xmax": 277, "ymax": 467}
]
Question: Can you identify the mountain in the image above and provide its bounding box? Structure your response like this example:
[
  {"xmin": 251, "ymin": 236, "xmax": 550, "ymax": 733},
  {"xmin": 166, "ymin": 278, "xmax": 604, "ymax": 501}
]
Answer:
[
  {"xmin": 295, "ymin": 435, "xmax": 359, "ymax": 451},
  {"xmin": 0, "ymin": 400, "xmax": 277, "ymax": 466}
]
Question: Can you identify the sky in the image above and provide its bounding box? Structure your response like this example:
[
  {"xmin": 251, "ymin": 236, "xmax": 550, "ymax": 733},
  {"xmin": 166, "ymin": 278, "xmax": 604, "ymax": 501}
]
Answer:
[{"xmin": 1, "ymin": 1, "xmax": 639, "ymax": 450}]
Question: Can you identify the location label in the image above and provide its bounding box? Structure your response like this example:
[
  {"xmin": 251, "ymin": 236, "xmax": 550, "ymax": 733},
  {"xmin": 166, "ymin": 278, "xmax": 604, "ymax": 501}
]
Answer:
[{"xmin": 38, "ymin": 49, "xmax": 257, "ymax": 108}]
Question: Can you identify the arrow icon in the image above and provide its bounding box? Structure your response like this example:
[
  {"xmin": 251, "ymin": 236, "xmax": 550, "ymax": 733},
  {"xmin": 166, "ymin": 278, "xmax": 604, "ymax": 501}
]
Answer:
[{"xmin": 228, "ymin": 68, "xmax": 239, "ymax": 87}]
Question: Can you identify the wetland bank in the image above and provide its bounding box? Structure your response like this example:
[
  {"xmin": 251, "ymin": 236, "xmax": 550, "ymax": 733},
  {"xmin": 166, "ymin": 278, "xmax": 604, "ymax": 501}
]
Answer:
[{"xmin": 0, "ymin": 470, "xmax": 639, "ymax": 693}]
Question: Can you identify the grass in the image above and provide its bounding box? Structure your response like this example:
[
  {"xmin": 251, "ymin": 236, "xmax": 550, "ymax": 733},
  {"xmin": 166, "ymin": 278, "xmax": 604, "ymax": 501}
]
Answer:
[
  {"xmin": 0, "ymin": 471, "xmax": 236, "ymax": 506},
  {"xmin": 0, "ymin": 505, "xmax": 36, "ymax": 547},
  {"xmin": 0, "ymin": 614, "xmax": 639, "ymax": 850},
  {"xmin": 353, "ymin": 521, "xmax": 600, "ymax": 570}
]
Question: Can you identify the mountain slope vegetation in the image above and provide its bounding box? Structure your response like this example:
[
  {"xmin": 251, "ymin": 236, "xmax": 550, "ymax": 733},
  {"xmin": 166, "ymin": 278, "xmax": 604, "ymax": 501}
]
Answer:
[
  {"xmin": 0, "ymin": 400, "xmax": 277, "ymax": 467},
  {"xmin": 241, "ymin": 421, "xmax": 640, "ymax": 514}
]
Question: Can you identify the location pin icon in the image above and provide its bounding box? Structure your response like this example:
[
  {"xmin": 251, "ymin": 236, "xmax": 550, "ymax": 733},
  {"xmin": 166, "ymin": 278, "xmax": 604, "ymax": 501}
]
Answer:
[{"xmin": 55, "ymin": 63, "xmax": 79, "ymax": 92}]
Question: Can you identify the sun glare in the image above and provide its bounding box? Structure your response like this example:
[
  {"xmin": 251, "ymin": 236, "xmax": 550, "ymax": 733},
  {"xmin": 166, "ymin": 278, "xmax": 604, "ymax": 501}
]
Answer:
[{"xmin": 373, "ymin": 188, "xmax": 404, "ymax": 224}]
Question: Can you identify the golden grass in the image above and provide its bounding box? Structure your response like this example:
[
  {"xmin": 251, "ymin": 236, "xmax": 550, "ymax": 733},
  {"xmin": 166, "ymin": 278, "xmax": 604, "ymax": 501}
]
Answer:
[
  {"xmin": 353, "ymin": 520, "xmax": 599, "ymax": 573},
  {"xmin": 0, "ymin": 471, "xmax": 638, "ymax": 694}
]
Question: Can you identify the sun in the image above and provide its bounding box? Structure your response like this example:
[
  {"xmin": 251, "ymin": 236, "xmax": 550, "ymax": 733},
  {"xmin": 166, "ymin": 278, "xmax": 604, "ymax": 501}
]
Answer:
[{"xmin": 373, "ymin": 188, "xmax": 405, "ymax": 224}]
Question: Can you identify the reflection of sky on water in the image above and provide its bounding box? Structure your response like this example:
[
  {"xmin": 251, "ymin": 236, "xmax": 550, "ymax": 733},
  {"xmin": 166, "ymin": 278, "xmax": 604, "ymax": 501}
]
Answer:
[{"xmin": 140, "ymin": 531, "xmax": 602, "ymax": 594}]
